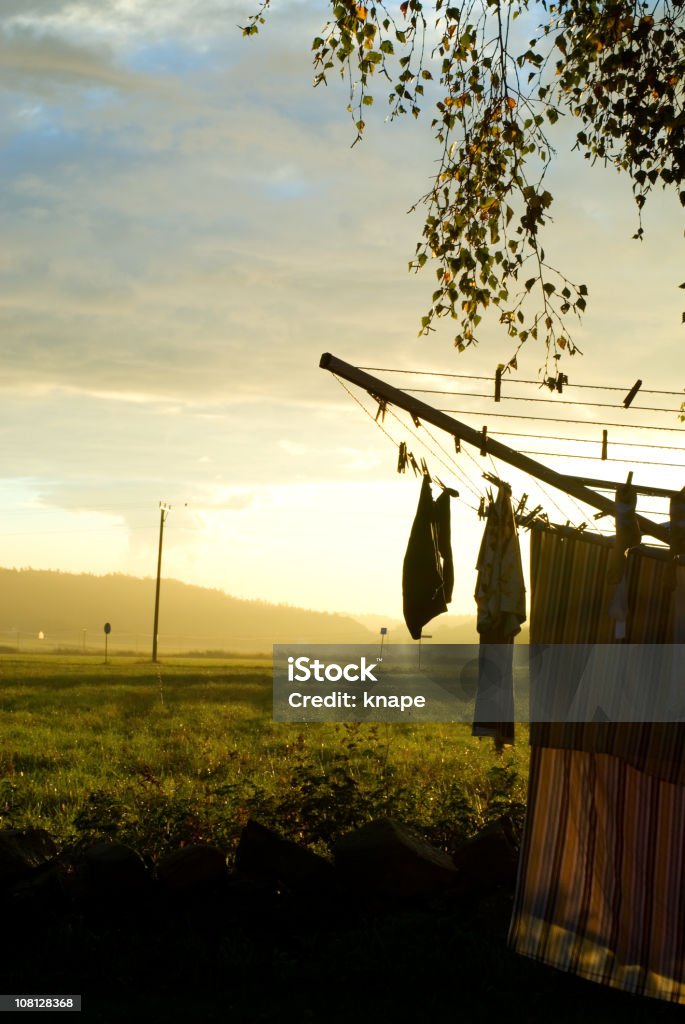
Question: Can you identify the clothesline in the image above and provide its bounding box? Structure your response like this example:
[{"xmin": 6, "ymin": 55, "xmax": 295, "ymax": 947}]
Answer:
[
  {"xmin": 333, "ymin": 372, "xmax": 619, "ymax": 536},
  {"xmin": 338, "ymin": 359, "xmax": 685, "ymax": 1006},
  {"xmin": 492, "ymin": 430, "xmax": 685, "ymax": 453},
  {"xmin": 439, "ymin": 407, "xmax": 685, "ymax": 433},
  {"xmin": 359, "ymin": 366, "xmax": 684, "ymax": 397},
  {"xmin": 512, "ymin": 449, "xmax": 685, "ymax": 470},
  {"xmin": 406, "ymin": 388, "xmax": 679, "ymax": 415}
]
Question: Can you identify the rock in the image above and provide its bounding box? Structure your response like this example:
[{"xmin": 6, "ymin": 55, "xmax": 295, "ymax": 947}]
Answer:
[
  {"xmin": 82, "ymin": 841, "xmax": 150, "ymax": 895},
  {"xmin": 452, "ymin": 818, "xmax": 519, "ymax": 891},
  {"xmin": 156, "ymin": 844, "xmax": 228, "ymax": 891},
  {"xmin": 4, "ymin": 866, "xmax": 70, "ymax": 927},
  {"xmin": 333, "ymin": 818, "xmax": 458, "ymax": 900},
  {"xmin": 235, "ymin": 820, "xmax": 334, "ymax": 893},
  {"xmin": 0, "ymin": 828, "xmax": 56, "ymax": 888}
]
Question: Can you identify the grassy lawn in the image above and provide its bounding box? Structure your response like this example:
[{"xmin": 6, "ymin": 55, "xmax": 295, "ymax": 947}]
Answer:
[
  {"xmin": 3, "ymin": 656, "xmax": 683, "ymax": 1022},
  {"xmin": 0, "ymin": 654, "xmax": 529, "ymax": 858}
]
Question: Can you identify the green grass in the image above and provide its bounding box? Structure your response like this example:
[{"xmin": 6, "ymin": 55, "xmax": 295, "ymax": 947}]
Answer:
[
  {"xmin": 4, "ymin": 656, "xmax": 685, "ymax": 1023},
  {"xmin": 0, "ymin": 654, "xmax": 529, "ymax": 859}
]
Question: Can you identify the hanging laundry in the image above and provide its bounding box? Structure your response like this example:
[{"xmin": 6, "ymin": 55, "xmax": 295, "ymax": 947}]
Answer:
[
  {"xmin": 670, "ymin": 487, "xmax": 685, "ymax": 559},
  {"xmin": 511, "ymin": 527, "xmax": 685, "ymax": 1005},
  {"xmin": 472, "ymin": 483, "xmax": 526, "ymax": 748},
  {"xmin": 607, "ymin": 482, "xmax": 641, "ymax": 639},
  {"xmin": 402, "ymin": 476, "xmax": 455, "ymax": 641},
  {"xmin": 510, "ymin": 743, "xmax": 685, "ymax": 1004},
  {"xmin": 670, "ymin": 489, "xmax": 685, "ymax": 642}
]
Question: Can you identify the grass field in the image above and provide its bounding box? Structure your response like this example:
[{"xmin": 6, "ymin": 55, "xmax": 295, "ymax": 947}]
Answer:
[
  {"xmin": 0, "ymin": 654, "xmax": 530, "ymax": 859},
  {"xmin": 4, "ymin": 655, "xmax": 685, "ymax": 1022}
]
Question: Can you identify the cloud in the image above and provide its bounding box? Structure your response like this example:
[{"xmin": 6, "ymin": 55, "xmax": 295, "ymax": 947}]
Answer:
[{"xmin": 0, "ymin": 26, "xmax": 155, "ymax": 95}]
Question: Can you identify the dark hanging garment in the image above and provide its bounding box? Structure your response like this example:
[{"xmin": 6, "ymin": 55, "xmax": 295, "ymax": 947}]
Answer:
[
  {"xmin": 433, "ymin": 488, "xmax": 454, "ymax": 604},
  {"xmin": 402, "ymin": 477, "xmax": 454, "ymax": 640}
]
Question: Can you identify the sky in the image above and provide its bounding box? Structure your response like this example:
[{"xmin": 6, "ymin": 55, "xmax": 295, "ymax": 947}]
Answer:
[{"xmin": 1, "ymin": 0, "xmax": 684, "ymax": 623}]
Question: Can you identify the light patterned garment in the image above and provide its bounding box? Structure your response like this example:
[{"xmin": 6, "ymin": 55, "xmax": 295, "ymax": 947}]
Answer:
[
  {"xmin": 472, "ymin": 485, "xmax": 526, "ymax": 747},
  {"xmin": 511, "ymin": 529, "xmax": 685, "ymax": 1003},
  {"xmin": 474, "ymin": 485, "xmax": 526, "ymax": 639}
]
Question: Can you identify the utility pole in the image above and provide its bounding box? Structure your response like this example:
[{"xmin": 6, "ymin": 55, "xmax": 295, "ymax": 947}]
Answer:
[{"xmin": 152, "ymin": 502, "xmax": 171, "ymax": 663}]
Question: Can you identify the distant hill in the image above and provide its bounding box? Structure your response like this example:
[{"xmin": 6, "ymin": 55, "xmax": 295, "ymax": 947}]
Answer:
[
  {"xmin": 0, "ymin": 568, "xmax": 376, "ymax": 654},
  {"xmin": 352, "ymin": 612, "xmax": 480, "ymax": 644}
]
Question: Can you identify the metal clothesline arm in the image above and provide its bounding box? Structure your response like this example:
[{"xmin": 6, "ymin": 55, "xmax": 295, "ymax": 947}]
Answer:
[{"xmin": 319, "ymin": 352, "xmax": 669, "ymax": 545}]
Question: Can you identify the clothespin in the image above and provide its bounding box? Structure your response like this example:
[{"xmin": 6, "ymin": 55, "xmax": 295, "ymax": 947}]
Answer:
[
  {"xmin": 515, "ymin": 493, "xmax": 529, "ymax": 519},
  {"xmin": 477, "ymin": 497, "xmax": 487, "ymax": 519},
  {"xmin": 434, "ymin": 477, "xmax": 459, "ymax": 497},
  {"xmin": 420, "ymin": 458, "xmax": 431, "ymax": 481},
  {"xmin": 494, "ymin": 367, "xmax": 503, "ymax": 403},
  {"xmin": 480, "ymin": 425, "xmax": 488, "ymax": 456},
  {"xmin": 601, "ymin": 429, "xmax": 608, "ymax": 461},
  {"xmin": 576, "ymin": 522, "xmax": 587, "ymax": 533},
  {"xmin": 625, "ymin": 470, "xmax": 634, "ymax": 486},
  {"xmin": 411, "ymin": 414, "xmax": 421, "ymax": 428},
  {"xmin": 519, "ymin": 504, "xmax": 543, "ymax": 528},
  {"xmin": 454, "ymin": 437, "xmax": 461, "ymax": 453},
  {"xmin": 593, "ymin": 510, "xmax": 609, "ymax": 520},
  {"xmin": 545, "ymin": 376, "xmax": 556, "ymax": 392},
  {"xmin": 556, "ymin": 372, "xmax": 568, "ymax": 393},
  {"xmin": 397, "ymin": 442, "xmax": 408, "ymax": 474},
  {"xmin": 408, "ymin": 452, "xmax": 421, "ymax": 476},
  {"xmin": 372, "ymin": 394, "xmax": 388, "ymax": 422},
  {"xmin": 623, "ymin": 380, "xmax": 642, "ymax": 408}
]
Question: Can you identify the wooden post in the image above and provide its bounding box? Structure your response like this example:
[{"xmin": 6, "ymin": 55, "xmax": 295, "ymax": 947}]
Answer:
[
  {"xmin": 494, "ymin": 368, "xmax": 502, "ymax": 403},
  {"xmin": 152, "ymin": 503, "xmax": 171, "ymax": 663},
  {"xmin": 319, "ymin": 352, "xmax": 668, "ymax": 543}
]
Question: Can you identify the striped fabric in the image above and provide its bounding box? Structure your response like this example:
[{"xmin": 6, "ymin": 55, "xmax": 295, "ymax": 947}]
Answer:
[
  {"xmin": 627, "ymin": 545, "xmax": 677, "ymax": 644},
  {"xmin": 528, "ymin": 525, "xmax": 616, "ymax": 645},
  {"xmin": 530, "ymin": 536, "xmax": 685, "ymax": 784},
  {"xmin": 510, "ymin": 526, "xmax": 685, "ymax": 1003},
  {"xmin": 510, "ymin": 746, "xmax": 685, "ymax": 1002}
]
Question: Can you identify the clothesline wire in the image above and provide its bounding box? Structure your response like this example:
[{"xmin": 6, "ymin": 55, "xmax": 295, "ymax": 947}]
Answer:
[
  {"xmin": 406, "ymin": 388, "xmax": 679, "ymax": 415},
  {"xmin": 491, "ymin": 430, "xmax": 685, "ymax": 453},
  {"xmin": 333, "ymin": 373, "xmax": 484, "ymax": 510},
  {"xmin": 524, "ymin": 460, "xmax": 587, "ymax": 530},
  {"xmin": 359, "ymin": 366, "xmax": 684, "ymax": 398},
  {"xmin": 332, "ymin": 375, "xmax": 633, "ymax": 536},
  {"xmin": 437, "ymin": 412, "xmax": 614, "ymax": 532},
  {"xmin": 439, "ymin": 407, "xmax": 685, "ymax": 433},
  {"xmin": 514, "ymin": 449, "xmax": 685, "ymax": 470},
  {"xmin": 441, "ymin": 423, "xmax": 576, "ymax": 530},
  {"xmin": 332, "ymin": 372, "xmax": 403, "ymax": 450},
  {"xmin": 384, "ymin": 405, "xmax": 484, "ymax": 503}
]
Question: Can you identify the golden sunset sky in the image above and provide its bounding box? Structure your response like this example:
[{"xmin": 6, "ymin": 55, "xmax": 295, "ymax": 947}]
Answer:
[{"xmin": 2, "ymin": 0, "xmax": 684, "ymax": 618}]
